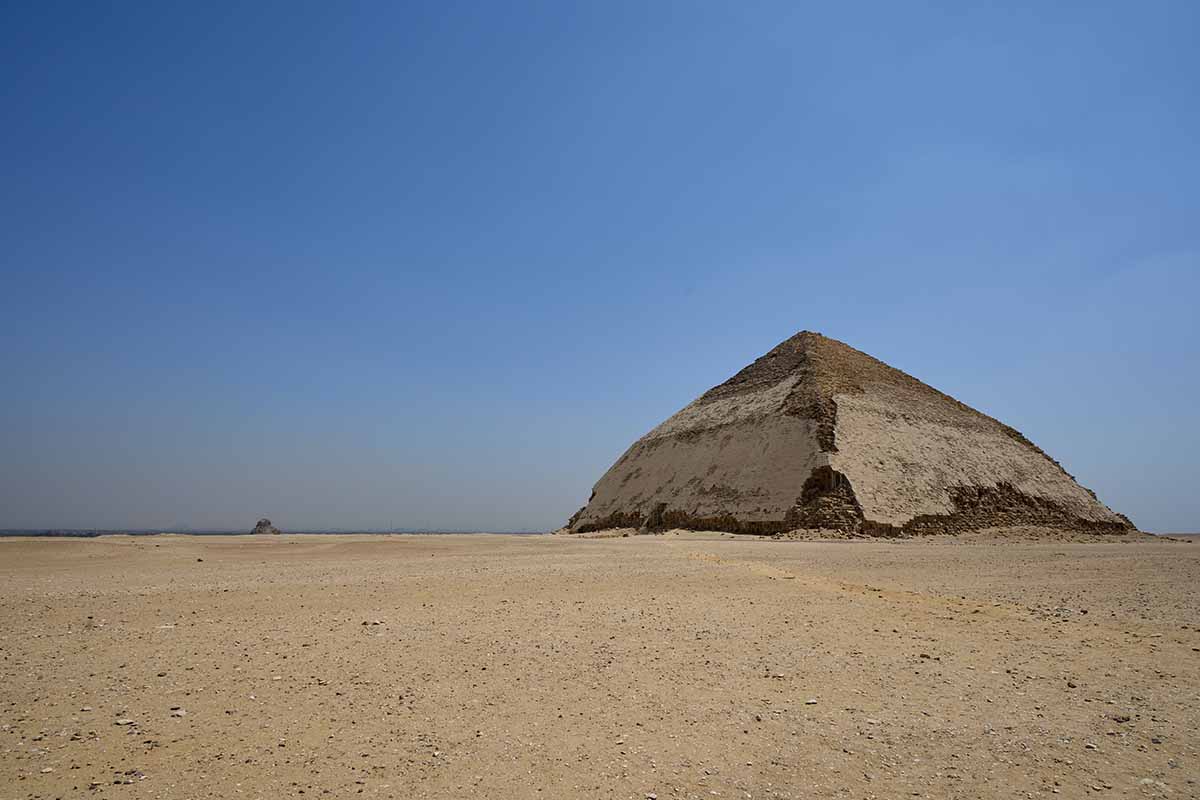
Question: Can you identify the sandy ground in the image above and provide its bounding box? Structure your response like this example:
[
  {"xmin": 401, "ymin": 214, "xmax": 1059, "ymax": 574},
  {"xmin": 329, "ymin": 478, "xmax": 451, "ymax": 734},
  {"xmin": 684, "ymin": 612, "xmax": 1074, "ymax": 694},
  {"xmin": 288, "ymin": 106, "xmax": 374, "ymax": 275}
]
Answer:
[{"xmin": 1, "ymin": 533, "xmax": 1197, "ymax": 799}]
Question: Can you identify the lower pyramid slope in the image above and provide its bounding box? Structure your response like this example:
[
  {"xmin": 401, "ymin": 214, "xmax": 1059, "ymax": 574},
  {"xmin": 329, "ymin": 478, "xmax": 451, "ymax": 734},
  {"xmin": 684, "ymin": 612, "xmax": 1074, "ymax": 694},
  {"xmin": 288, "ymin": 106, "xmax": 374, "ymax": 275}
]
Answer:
[{"xmin": 569, "ymin": 332, "xmax": 1133, "ymax": 536}]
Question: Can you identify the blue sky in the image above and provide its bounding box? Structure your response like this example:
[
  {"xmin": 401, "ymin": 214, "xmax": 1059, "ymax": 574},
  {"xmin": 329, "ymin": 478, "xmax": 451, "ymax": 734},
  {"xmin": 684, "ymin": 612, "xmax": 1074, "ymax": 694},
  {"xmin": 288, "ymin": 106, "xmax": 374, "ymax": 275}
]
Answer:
[{"xmin": 2, "ymin": 1, "xmax": 1197, "ymax": 532}]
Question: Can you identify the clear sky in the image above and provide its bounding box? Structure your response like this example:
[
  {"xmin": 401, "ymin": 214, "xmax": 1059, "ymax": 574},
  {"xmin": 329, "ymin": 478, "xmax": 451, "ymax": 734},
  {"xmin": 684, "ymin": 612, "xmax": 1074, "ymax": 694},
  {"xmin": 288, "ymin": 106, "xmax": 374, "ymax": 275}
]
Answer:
[{"xmin": 2, "ymin": 1, "xmax": 1197, "ymax": 533}]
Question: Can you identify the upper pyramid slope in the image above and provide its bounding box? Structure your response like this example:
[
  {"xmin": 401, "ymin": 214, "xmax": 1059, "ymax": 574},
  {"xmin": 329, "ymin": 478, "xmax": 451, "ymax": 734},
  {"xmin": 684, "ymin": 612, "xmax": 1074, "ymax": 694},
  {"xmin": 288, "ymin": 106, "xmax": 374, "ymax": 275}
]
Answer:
[{"xmin": 568, "ymin": 331, "xmax": 1133, "ymax": 535}]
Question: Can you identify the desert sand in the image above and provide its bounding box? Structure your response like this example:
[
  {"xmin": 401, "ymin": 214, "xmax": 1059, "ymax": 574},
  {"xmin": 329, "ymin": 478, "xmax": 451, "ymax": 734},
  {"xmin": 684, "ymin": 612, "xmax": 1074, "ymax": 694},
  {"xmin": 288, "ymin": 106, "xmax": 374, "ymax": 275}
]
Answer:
[{"xmin": 1, "ymin": 533, "xmax": 1196, "ymax": 799}]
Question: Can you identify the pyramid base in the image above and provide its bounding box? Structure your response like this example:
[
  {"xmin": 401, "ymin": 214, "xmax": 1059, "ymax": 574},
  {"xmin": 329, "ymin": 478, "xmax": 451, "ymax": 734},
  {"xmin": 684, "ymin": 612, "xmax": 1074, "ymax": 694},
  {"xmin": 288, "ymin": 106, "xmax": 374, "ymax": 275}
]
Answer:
[{"xmin": 571, "ymin": 469, "xmax": 1136, "ymax": 538}]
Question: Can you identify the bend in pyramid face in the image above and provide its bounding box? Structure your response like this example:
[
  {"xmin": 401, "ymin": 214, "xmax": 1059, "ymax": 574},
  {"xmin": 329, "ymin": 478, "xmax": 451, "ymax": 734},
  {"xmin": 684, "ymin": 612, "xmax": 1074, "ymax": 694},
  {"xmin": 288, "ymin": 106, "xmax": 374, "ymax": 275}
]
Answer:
[{"xmin": 569, "ymin": 331, "xmax": 1133, "ymax": 536}]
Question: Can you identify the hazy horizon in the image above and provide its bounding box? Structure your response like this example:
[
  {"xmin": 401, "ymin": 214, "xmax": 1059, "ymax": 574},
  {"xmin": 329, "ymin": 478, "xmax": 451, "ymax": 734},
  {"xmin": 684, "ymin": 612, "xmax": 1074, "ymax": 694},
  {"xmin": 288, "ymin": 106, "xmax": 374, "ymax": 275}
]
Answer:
[{"xmin": 3, "ymin": 2, "xmax": 1197, "ymax": 533}]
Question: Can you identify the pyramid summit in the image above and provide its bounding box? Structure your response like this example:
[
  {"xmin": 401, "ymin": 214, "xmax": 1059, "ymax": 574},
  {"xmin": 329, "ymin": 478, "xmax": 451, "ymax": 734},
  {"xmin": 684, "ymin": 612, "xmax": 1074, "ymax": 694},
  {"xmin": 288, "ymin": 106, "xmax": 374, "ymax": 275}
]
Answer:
[{"xmin": 568, "ymin": 331, "xmax": 1134, "ymax": 536}]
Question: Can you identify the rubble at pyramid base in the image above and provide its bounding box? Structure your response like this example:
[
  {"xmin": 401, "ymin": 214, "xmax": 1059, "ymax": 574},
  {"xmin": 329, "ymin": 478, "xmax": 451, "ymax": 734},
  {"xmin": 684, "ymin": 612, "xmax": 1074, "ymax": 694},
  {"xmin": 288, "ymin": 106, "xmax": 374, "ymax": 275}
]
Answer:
[{"xmin": 572, "ymin": 468, "xmax": 1135, "ymax": 537}]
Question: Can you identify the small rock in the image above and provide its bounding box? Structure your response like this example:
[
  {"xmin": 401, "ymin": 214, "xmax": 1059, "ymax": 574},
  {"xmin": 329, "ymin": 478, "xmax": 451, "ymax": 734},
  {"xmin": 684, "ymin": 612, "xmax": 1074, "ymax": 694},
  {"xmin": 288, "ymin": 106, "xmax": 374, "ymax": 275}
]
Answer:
[
  {"xmin": 115, "ymin": 718, "xmax": 134, "ymax": 726},
  {"xmin": 805, "ymin": 699, "xmax": 818, "ymax": 705}
]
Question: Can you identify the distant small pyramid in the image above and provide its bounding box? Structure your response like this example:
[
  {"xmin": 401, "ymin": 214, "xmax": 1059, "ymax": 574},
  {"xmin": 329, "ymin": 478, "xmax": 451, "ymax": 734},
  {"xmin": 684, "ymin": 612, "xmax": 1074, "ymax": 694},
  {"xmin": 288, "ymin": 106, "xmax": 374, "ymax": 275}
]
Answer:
[
  {"xmin": 252, "ymin": 518, "xmax": 281, "ymax": 535},
  {"xmin": 568, "ymin": 331, "xmax": 1133, "ymax": 536}
]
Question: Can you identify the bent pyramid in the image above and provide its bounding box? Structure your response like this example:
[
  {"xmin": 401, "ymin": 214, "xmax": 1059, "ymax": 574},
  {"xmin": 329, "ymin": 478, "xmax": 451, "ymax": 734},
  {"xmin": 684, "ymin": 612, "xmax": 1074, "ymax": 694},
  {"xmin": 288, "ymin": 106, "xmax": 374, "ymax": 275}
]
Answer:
[{"xmin": 568, "ymin": 331, "xmax": 1133, "ymax": 536}]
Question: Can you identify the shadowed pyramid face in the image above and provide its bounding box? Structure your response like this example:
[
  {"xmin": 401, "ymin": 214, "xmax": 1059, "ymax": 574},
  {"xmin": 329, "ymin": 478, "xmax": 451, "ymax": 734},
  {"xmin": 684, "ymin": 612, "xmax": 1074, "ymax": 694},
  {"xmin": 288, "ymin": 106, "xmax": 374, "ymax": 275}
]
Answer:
[{"xmin": 568, "ymin": 331, "xmax": 1133, "ymax": 536}]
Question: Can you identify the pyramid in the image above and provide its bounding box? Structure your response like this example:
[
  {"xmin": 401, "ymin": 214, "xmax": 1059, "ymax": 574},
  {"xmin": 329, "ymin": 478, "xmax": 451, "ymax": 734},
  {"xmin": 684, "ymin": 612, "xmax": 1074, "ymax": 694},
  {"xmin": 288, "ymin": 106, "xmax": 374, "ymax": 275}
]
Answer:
[{"xmin": 568, "ymin": 331, "xmax": 1133, "ymax": 536}]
